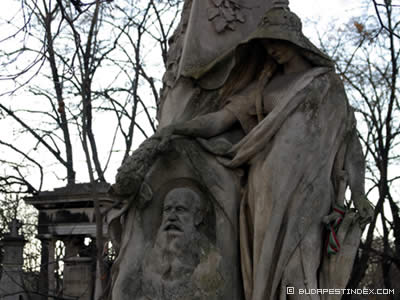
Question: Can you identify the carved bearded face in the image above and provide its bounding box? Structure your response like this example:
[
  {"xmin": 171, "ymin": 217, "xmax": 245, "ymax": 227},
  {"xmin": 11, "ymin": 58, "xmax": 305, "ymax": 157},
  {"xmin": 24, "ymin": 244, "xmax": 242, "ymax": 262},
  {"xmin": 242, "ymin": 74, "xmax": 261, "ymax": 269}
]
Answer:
[
  {"xmin": 144, "ymin": 188, "xmax": 204, "ymax": 277},
  {"xmin": 140, "ymin": 188, "xmax": 206, "ymax": 293},
  {"xmin": 262, "ymin": 39, "xmax": 296, "ymax": 65},
  {"xmin": 161, "ymin": 187, "xmax": 203, "ymax": 239}
]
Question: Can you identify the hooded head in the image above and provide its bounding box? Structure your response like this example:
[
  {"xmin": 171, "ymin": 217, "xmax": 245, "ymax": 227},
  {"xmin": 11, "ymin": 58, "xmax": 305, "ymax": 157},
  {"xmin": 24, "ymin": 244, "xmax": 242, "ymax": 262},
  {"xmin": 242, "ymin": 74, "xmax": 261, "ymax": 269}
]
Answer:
[
  {"xmin": 218, "ymin": 1, "xmax": 334, "ymax": 102},
  {"xmin": 243, "ymin": 1, "xmax": 334, "ymax": 68}
]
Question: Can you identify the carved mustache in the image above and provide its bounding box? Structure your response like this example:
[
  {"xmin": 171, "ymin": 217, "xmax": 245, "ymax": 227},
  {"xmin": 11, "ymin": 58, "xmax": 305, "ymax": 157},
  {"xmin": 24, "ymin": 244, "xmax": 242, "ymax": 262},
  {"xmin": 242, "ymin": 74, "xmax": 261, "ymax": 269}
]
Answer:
[{"xmin": 163, "ymin": 221, "xmax": 183, "ymax": 232}]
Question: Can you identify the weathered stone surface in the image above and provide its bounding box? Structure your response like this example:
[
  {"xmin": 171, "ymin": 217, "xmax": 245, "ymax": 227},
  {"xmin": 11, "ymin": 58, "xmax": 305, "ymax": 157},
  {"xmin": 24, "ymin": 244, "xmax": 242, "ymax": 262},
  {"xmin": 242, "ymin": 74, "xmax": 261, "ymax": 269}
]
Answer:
[
  {"xmin": 25, "ymin": 182, "xmax": 111, "ymax": 238},
  {"xmin": 109, "ymin": 1, "xmax": 373, "ymax": 300},
  {"xmin": 158, "ymin": 0, "xmax": 274, "ymax": 128},
  {"xmin": 0, "ymin": 220, "xmax": 27, "ymax": 300},
  {"xmin": 25, "ymin": 183, "xmax": 110, "ymax": 299},
  {"xmin": 109, "ymin": 139, "xmax": 243, "ymax": 300},
  {"xmin": 63, "ymin": 257, "xmax": 93, "ymax": 300}
]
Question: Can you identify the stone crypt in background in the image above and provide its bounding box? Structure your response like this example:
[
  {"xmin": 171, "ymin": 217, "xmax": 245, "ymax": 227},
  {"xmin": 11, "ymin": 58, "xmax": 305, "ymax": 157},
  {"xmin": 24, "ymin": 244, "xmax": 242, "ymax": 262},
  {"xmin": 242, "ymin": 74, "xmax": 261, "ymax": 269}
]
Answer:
[{"xmin": 25, "ymin": 182, "xmax": 112, "ymax": 300}]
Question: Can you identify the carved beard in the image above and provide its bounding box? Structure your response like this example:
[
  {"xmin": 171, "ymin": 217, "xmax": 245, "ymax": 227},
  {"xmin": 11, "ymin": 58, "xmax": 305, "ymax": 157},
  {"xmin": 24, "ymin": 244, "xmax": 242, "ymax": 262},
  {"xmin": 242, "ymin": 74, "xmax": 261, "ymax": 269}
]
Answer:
[
  {"xmin": 144, "ymin": 227, "xmax": 201, "ymax": 281},
  {"xmin": 139, "ymin": 228, "xmax": 206, "ymax": 300}
]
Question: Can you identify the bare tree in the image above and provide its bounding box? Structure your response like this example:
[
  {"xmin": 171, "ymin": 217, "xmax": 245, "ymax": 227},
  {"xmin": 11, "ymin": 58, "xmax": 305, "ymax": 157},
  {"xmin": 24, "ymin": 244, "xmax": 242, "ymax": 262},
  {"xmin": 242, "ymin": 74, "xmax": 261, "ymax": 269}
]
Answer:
[
  {"xmin": 0, "ymin": 0, "xmax": 182, "ymax": 298},
  {"xmin": 372, "ymin": 0, "xmax": 400, "ymax": 39},
  {"xmin": 317, "ymin": 1, "xmax": 400, "ymax": 297}
]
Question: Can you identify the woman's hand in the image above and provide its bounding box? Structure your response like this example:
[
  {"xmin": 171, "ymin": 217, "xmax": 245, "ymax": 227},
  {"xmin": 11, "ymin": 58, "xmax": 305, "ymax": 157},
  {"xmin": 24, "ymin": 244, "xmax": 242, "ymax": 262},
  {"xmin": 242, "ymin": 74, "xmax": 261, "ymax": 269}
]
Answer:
[
  {"xmin": 353, "ymin": 195, "xmax": 374, "ymax": 226},
  {"xmin": 152, "ymin": 109, "xmax": 237, "ymax": 151},
  {"xmin": 259, "ymin": 57, "xmax": 278, "ymax": 83},
  {"xmin": 154, "ymin": 124, "xmax": 177, "ymax": 151},
  {"xmin": 322, "ymin": 210, "xmax": 343, "ymax": 225}
]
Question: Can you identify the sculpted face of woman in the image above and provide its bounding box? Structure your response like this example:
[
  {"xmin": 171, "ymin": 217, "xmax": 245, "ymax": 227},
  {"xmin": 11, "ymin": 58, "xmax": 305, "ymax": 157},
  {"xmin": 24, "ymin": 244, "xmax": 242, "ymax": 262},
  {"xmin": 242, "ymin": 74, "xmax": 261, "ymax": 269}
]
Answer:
[{"xmin": 262, "ymin": 39, "xmax": 296, "ymax": 65}]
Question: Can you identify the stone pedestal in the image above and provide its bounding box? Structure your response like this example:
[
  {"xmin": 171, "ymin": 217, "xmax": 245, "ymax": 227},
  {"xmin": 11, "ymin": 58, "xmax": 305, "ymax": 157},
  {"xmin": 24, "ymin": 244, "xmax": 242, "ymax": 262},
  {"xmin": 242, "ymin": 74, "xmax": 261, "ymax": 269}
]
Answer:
[
  {"xmin": 63, "ymin": 257, "xmax": 93, "ymax": 300},
  {"xmin": 0, "ymin": 220, "xmax": 27, "ymax": 300}
]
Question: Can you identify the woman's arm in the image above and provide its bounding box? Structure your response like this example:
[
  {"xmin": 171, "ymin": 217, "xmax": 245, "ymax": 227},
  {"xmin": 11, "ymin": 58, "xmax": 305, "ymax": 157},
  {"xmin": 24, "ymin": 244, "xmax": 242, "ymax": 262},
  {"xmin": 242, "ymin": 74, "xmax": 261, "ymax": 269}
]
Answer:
[
  {"xmin": 345, "ymin": 129, "xmax": 374, "ymax": 225},
  {"xmin": 159, "ymin": 108, "xmax": 237, "ymax": 139}
]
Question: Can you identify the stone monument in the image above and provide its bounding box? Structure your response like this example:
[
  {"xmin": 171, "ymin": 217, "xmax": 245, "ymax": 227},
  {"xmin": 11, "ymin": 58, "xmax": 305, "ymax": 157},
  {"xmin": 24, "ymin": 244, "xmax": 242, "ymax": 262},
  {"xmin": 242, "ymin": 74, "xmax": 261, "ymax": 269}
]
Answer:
[
  {"xmin": 25, "ymin": 182, "xmax": 110, "ymax": 299},
  {"xmin": 0, "ymin": 219, "xmax": 27, "ymax": 300},
  {"xmin": 108, "ymin": 139, "xmax": 243, "ymax": 299},
  {"xmin": 107, "ymin": 1, "xmax": 374, "ymax": 299}
]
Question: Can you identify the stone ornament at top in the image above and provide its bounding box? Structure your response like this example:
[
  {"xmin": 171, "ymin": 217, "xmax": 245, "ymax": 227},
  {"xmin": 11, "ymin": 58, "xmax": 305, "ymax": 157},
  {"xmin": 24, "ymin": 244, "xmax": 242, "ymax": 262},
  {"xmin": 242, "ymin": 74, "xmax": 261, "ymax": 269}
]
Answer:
[
  {"xmin": 207, "ymin": 0, "xmax": 247, "ymax": 33},
  {"xmin": 175, "ymin": 0, "xmax": 272, "ymax": 84},
  {"xmin": 207, "ymin": 0, "xmax": 291, "ymax": 34}
]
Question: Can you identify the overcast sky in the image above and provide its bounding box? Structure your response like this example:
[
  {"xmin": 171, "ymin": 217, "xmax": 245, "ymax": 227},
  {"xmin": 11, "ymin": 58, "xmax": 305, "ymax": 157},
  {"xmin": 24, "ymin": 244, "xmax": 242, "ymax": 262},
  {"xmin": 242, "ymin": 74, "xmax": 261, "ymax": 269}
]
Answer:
[
  {"xmin": 292, "ymin": 0, "xmax": 360, "ymax": 18},
  {"xmin": 0, "ymin": 0, "xmax": 370, "ymax": 188},
  {"xmin": 291, "ymin": 0, "xmax": 365, "ymax": 40}
]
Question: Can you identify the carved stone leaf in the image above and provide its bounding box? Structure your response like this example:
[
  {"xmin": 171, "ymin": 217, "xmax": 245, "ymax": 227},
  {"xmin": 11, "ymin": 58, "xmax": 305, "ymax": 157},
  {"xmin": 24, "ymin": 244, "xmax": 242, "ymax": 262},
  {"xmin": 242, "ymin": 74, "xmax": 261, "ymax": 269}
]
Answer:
[
  {"xmin": 212, "ymin": 0, "xmax": 223, "ymax": 6},
  {"xmin": 209, "ymin": 0, "xmax": 247, "ymax": 33},
  {"xmin": 227, "ymin": 22, "xmax": 237, "ymax": 31},
  {"xmin": 213, "ymin": 16, "xmax": 228, "ymax": 33},
  {"xmin": 207, "ymin": 7, "xmax": 220, "ymax": 20},
  {"xmin": 221, "ymin": 6, "xmax": 235, "ymax": 22},
  {"xmin": 236, "ymin": 10, "xmax": 245, "ymax": 23}
]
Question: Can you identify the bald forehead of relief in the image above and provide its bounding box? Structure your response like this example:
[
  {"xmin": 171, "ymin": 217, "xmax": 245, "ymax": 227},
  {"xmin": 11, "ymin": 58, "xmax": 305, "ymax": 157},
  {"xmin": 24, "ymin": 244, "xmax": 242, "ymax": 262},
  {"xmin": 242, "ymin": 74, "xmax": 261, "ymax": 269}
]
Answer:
[{"xmin": 164, "ymin": 187, "xmax": 202, "ymax": 212}]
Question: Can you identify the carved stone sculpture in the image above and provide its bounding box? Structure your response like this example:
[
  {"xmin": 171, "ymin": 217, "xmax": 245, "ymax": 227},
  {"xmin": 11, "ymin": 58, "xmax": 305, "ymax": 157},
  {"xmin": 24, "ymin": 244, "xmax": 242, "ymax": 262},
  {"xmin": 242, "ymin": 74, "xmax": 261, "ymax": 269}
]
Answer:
[
  {"xmin": 109, "ymin": 139, "xmax": 243, "ymax": 300},
  {"xmin": 138, "ymin": 187, "xmax": 223, "ymax": 300},
  {"xmin": 158, "ymin": 0, "xmax": 274, "ymax": 127},
  {"xmin": 108, "ymin": 1, "xmax": 373, "ymax": 300}
]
